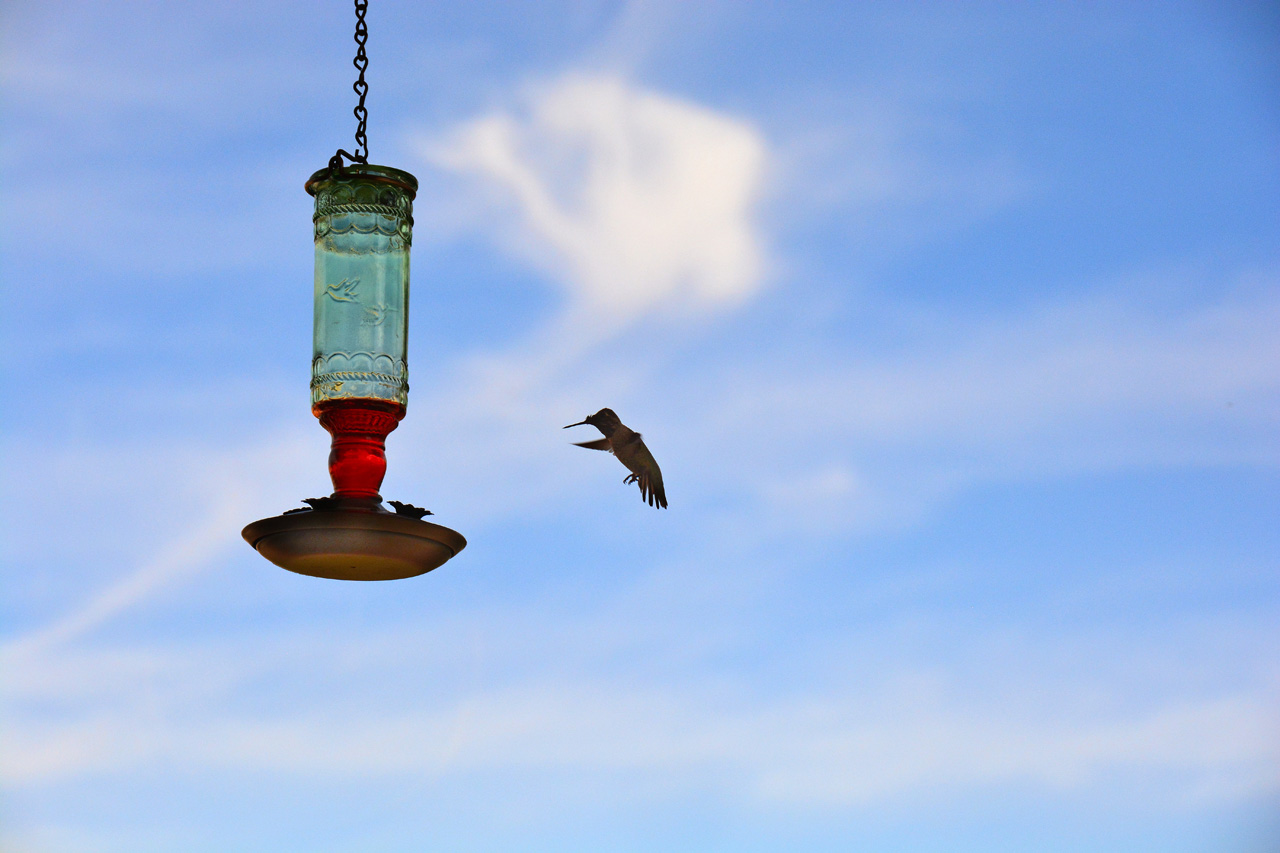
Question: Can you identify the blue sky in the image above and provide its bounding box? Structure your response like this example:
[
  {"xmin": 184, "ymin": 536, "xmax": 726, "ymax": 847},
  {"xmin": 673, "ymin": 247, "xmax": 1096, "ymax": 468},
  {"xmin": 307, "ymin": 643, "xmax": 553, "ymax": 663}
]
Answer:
[{"xmin": 2, "ymin": 1, "xmax": 1278, "ymax": 851}]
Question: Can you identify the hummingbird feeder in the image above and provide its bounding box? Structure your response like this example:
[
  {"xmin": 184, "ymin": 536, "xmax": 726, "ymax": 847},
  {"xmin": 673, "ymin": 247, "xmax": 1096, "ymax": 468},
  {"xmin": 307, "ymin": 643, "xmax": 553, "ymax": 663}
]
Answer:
[{"xmin": 242, "ymin": 0, "xmax": 465, "ymax": 580}]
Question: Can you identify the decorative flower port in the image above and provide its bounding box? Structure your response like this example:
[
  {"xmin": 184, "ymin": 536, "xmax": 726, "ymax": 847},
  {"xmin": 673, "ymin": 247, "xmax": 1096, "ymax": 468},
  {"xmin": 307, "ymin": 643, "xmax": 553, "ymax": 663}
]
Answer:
[{"xmin": 242, "ymin": 1, "xmax": 465, "ymax": 580}]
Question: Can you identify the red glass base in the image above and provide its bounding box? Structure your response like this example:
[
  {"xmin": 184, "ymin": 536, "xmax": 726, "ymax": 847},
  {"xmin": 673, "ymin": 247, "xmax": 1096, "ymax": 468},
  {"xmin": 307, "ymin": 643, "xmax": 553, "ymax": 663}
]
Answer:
[{"xmin": 313, "ymin": 399, "xmax": 406, "ymax": 498}]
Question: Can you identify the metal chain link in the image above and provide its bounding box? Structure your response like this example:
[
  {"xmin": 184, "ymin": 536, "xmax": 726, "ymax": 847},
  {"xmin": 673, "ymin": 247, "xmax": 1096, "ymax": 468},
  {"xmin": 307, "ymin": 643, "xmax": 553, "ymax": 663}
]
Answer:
[{"xmin": 329, "ymin": 0, "xmax": 371, "ymax": 175}]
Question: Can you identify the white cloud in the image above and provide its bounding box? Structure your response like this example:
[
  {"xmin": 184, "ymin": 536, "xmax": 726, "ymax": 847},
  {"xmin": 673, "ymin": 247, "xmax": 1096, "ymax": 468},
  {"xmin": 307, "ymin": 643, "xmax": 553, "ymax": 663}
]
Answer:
[{"xmin": 425, "ymin": 75, "xmax": 767, "ymax": 323}]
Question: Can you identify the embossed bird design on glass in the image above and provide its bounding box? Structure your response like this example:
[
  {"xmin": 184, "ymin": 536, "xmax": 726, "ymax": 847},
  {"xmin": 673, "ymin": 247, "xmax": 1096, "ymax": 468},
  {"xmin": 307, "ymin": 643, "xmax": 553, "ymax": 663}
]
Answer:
[{"xmin": 324, "ymin": 277, "xmax": 362, "ymax": 302}]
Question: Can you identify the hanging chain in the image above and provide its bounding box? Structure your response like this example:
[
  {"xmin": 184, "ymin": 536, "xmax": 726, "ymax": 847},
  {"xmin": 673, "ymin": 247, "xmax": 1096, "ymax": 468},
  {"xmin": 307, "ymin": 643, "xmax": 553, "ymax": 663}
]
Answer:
[
  {"xmin": 329, "ymin": 0, "xmax": 371, "ymax": 175},
  {"xmin": 350, "ymin": 0, "xmax": 370, "ymax": 161}
]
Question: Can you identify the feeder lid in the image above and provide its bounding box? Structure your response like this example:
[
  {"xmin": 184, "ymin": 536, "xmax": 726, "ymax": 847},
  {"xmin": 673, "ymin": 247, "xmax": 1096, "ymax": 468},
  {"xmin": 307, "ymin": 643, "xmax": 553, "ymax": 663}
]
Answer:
[{"xmin": 306, "ymin": 163, "xmax": 418, "ymax": 198}]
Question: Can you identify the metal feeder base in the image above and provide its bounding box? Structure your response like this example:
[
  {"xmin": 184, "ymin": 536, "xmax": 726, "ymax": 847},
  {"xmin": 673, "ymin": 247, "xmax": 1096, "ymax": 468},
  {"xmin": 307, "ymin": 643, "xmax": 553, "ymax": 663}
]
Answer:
[{"xmin": 242, "ymin": 497, "xmax": 466, "ymax": 581}]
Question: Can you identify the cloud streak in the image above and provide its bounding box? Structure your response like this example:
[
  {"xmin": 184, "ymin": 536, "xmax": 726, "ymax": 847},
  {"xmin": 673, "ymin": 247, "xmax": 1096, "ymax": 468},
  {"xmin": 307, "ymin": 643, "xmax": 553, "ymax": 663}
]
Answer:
[
  {"xmin": 4, "ymin": 622, "xmax": 1274, "ymax": 811},
  {"xmin": 1, "ymin": 427, "xmax": 317, "ymax": 658},
  {"xmin": 1, "ymin": 497, "xmax": 244, "ymax": 660}
]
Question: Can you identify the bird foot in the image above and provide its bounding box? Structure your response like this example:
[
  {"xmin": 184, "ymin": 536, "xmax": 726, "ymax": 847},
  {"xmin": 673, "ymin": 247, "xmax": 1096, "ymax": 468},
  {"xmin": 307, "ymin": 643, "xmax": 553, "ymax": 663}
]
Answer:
[{"xmin": 623, "ymin": 474, "xmax": 638, "ymax": 485}]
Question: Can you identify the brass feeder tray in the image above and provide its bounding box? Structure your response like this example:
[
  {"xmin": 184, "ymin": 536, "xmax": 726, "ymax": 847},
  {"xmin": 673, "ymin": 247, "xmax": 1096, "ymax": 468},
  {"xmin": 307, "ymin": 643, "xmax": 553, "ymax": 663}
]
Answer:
[{"xmin": 242, "ymin": 497, "xmax": 466, "ymax": 581}]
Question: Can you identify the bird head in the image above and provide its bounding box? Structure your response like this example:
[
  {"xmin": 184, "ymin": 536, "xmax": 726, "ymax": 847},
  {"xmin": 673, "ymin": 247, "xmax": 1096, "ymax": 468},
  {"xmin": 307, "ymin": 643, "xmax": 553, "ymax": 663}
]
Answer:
[{"xmin": 563, "ymin": 408, "xmax": 622, "ymax": 434}]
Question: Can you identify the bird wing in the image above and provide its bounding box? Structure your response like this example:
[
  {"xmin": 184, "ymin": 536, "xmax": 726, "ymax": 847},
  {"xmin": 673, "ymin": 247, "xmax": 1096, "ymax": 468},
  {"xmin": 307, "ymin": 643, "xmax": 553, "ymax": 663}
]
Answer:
[
  {"xmin": 628, "ymin": 440, "xmax": 668, "ymax": 509},
  {"xmin": 573, "ymin": 438, "xmax": 613, "ymax": 451}
]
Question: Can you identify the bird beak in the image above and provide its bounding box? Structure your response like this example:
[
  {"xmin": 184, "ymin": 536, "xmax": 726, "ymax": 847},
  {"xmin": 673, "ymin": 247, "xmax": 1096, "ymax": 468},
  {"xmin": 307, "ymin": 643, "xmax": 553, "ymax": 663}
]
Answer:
[{"xmin": 563, "ymin": 419, "xmax": 590, "ymax": 429}]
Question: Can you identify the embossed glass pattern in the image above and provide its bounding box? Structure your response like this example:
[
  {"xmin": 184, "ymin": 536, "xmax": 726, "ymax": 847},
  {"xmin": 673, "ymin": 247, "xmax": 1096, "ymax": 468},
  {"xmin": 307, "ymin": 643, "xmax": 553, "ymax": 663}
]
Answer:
[{"xmin": 306, "ymin": 165, "xmax": 417, "ymax": 410}]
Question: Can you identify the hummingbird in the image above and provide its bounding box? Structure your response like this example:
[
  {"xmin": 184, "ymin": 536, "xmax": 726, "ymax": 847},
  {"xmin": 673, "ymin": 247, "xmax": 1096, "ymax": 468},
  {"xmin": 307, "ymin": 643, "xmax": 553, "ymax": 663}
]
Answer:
[{"xmin": 564, "ymin": 408, "xmax": 668, "ymax": 509}]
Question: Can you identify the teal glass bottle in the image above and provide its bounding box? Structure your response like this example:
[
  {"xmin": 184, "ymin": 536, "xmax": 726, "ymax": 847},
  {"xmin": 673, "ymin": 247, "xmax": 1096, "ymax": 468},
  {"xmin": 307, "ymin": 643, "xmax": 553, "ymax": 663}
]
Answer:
[
  {"xmin": 305, "ymin": 164, "xmax": 417, "ymax": 414},
  {"xmin": 305, "ymin": 164, "xmax": 417, "ymax": 498}
]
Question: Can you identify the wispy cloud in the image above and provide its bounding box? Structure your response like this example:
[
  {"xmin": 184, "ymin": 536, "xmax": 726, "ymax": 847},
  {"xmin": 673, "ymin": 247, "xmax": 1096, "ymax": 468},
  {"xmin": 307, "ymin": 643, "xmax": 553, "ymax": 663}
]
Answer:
[
  {"xmin": 5, "ymin": 619, "xmax": 1274, "ymax": 809},
  {"xmin": 424, "ymin": 75, "xmax": 767, "ymax": 327},
  {"xmin": 386, "ymin": 271, "xmax": 1280, "ymax": 538}
]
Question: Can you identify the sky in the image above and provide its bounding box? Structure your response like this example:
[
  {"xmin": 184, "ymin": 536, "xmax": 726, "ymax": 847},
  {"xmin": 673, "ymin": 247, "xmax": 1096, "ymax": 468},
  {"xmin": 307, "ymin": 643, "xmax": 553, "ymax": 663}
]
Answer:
[{"xmin": 1, "ymin": 1, "xmax": 1278, "ymax": 851}]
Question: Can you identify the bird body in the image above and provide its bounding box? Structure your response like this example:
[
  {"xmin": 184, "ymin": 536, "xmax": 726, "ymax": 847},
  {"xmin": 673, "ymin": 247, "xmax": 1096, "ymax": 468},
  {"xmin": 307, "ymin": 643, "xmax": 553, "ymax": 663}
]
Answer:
[{"xmin": 564, "ymin": 408, "xmax": 667, "ymax": 509}]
